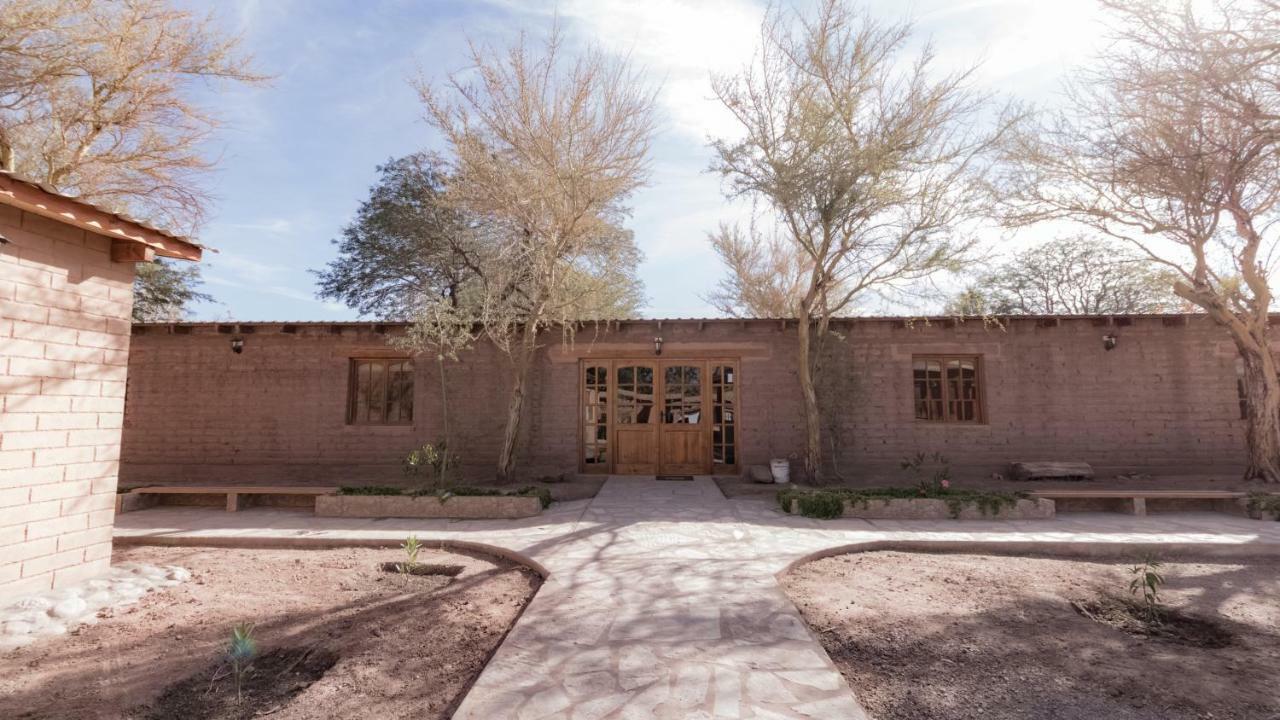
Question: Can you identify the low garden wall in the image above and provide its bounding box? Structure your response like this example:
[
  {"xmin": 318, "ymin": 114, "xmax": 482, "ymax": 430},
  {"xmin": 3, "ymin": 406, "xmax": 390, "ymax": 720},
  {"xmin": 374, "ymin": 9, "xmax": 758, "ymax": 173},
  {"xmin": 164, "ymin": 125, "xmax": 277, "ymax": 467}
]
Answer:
[
  {"xmin": 835, "ymin": 497, "xmax": 1055, "ymax": 520},
  {"xmin": 315, "ymin": 494, "xmax": 543, "ymax": 520},
  {"xmin": 777, "ymin": 487, "xmax": 1055, "ymax": 520}
]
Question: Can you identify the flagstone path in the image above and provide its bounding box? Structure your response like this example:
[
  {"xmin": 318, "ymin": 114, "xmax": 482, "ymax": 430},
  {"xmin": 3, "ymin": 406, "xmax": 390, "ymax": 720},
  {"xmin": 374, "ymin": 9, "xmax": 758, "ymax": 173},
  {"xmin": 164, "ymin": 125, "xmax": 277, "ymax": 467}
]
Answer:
[{"xmin": 114, "ymin": 477, "xmax": 1280, "ymax": 719}]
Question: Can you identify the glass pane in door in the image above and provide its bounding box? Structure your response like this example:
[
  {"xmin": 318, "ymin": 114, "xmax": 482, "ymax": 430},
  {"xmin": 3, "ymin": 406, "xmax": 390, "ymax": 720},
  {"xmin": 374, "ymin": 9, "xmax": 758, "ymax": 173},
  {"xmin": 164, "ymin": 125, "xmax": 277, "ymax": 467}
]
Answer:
[
  {"xmin": 617, "ymin": 365, "xmax": 655, "ymax": 424},
  {"xmin": 583, "ymin": 364, "xmax": 609, "ymax": 464},
  {"xmin": 663, "ymin": 365, "xmax": 702, "ymax": 424},
  {"xmin": 712, "ymin": 364, "xmax": 736, "ymax": 464}
]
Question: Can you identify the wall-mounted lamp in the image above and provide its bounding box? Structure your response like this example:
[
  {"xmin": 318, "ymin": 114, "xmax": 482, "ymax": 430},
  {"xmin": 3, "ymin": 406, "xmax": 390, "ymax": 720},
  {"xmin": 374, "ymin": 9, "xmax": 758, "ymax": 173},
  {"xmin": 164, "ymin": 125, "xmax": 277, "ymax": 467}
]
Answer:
[
  {"xmin": 230, "ymin": 337, "xmax": 245, "ymax": 354},
  {"xmin": 653, "ymin": 336, "xmax": 664, "ymax": 356},
  {"xmin": 0, "ymin": 232, "xmax": 9, "ymax": 245},
  {"xmin": 1102, "ymin": 334, "xmax": 1118, "ymax": 351}
]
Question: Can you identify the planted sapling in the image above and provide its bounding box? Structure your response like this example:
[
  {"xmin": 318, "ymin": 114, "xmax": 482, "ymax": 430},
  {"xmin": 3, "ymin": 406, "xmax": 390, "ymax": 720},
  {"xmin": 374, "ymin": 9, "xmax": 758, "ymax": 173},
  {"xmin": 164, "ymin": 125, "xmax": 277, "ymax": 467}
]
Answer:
[
  {"xmin": 399, "ymin": 535, "xmax": 422, "ymax": 574},
  {"xmin": 227, "ymin": 623, "xmax": 256, "ymax": 702},
  {"xmin": 1129, "ymin": 554, "xmax": 1166, "ymax": 623}
]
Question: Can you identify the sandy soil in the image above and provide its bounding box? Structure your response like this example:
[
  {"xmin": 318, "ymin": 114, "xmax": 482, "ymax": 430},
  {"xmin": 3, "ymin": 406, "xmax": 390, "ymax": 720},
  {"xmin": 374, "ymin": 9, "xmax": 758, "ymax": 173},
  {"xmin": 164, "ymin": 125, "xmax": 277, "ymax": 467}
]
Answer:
[
  {"xmin": 782, "ymin": 551, "xmax": 1280, "ymax": 720},
  {"xmin": 0, "ymin": 545, "xmax": 540, "ymax": 720}
]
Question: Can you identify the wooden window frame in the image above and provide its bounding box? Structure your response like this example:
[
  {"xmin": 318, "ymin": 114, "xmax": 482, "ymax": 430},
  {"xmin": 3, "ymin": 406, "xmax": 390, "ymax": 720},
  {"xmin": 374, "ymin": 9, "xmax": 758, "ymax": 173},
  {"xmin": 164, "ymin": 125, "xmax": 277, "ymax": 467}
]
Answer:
[
  {"xmin": 582, "ymin": 364, "xmax": 610, "ymax": 469},
  {"xmin": 912, "ymin": 355, "xmax": 986, "ymax": 424},
  {"xmin": 347, "ymin": 357, "xmax": 415, "ymax": 426},
  {"xmin": 712, "ymin": 363, "xmax": 737, "ymax": 468}
]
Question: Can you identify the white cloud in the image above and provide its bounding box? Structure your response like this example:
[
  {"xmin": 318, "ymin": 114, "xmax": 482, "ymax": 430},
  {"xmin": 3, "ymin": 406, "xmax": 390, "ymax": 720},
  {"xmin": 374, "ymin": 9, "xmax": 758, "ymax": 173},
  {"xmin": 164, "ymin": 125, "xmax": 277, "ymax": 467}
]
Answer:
[
  {"xmin": 222, "ymin": 218, "xmax": 296, "ymax": 234},
  {"xmin": 567, "ymin": 0, "xmax": 765, "ymax": 140},
  {"xmin": 483, "ymin": 0, "xmax": 765, "ymax": 142}
]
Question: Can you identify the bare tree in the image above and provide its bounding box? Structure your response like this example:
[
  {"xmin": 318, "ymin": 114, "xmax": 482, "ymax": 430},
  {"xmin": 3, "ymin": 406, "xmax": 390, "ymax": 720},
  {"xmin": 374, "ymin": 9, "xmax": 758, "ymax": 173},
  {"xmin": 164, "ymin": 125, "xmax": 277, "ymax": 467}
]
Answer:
[
  {"xmin": 0, "ymin": 0, "xmax": 266, "ymax": 233},
  {"xmin": 710, "ymin": 0, "xmax": 1011, "ymax": 480},
  {"xmin": 415, "ymin": 28, "xmax": 657, "ymax": 483},
  {"xmin": 999, "ymin": 0, "xmax": 1280, "ymax": 481},
  {"xmin": 948, "ymin": 236, "xmax": 1182, "ymax": 316},
  {"xmin": 705, "ymin": 223, "xmax": 811, "ymax": 318}
]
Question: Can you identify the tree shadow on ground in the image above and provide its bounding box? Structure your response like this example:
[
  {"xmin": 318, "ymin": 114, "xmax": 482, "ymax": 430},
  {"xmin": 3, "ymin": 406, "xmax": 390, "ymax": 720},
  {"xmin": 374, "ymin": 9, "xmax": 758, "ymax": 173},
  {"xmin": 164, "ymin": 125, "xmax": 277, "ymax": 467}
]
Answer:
[
  {"xmin": 784, "ymin": 552, "xmax": 1280, "ymax": 720},
  {"xmin": 0, "ymin": 548, "xmax": 540, "ymax": 720}
]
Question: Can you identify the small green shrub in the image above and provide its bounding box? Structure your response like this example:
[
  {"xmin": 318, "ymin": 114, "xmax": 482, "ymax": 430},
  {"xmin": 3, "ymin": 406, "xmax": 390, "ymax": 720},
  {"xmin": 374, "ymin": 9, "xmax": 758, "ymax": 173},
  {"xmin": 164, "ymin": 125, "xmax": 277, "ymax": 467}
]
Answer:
[
  {"xmin": 514, "ymin": 485, "xmax": 554, "ymax": 509},
  {"xmin": 900, "ymin": 451, "xmax": 952, "ymax": 495},
  {"xmin": 407, "ymin": 485, "xmax": 553, "ymax": 508},
  {"xmin": 777, "ymin": 487, "xmax": 800, "ymax": 513},
  {"xmin": 226, "ymin": 623, "xmax": 256, "ymax": 702},
  {"xmin": 777, "ymin": 485, "xmax": 1026, "ymax": 519},
  {"xmin": 795, "ymin": 492, "xmax": 845, "ymax": 519},
  {"xmin": 1129, "ymin": 554, "xmax": 1166, "ymax": 623},
  {"xmin": 1246, "ymin": 492, "xmax": 1280, "ymax": 520},
  {"xmin": 403, "ymin": 440, "xmax": 459, "ymax": 491},
  {"xmin": 399, "ymin": 535, "xmax": 422, "ymax": 574},
  {"xmin": 337, "ymin": 486, "xmax": 404, "ymax": 495}
]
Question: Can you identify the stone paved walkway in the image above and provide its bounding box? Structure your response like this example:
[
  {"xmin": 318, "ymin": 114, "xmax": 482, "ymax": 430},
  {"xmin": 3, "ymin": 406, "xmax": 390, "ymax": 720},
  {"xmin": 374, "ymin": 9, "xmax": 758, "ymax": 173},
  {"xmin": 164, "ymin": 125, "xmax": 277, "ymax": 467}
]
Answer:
[{"xmin": 114, "ymin": 477, "xmax": 1280, "ymax": 719}]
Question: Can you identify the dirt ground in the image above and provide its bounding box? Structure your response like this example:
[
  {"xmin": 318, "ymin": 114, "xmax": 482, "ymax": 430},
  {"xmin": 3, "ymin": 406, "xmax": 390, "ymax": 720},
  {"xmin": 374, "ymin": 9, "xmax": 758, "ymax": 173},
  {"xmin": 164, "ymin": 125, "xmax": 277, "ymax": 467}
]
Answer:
[
  {"xmin": 782, "ymin": 551, "xmax": 1280, "ymax": 720},
  {"xmin": 0, "ymin": 545, "xmax": 540, "ymax": 720}
]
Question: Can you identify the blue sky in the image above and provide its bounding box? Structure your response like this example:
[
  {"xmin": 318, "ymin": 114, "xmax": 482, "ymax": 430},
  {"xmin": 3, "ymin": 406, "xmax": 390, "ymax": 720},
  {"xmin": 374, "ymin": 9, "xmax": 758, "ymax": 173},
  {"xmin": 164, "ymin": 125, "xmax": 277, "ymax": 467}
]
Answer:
[{"xmin": 181, "ymin": 0, "xmax": 1106, "ymax": 322}]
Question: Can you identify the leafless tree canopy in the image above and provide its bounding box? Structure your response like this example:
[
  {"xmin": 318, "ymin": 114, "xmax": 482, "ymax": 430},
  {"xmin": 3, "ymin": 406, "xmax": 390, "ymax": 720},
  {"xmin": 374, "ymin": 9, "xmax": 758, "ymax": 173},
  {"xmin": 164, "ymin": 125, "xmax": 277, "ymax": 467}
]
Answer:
[
  {"xmin": 710, "ymin": 0, "xmax": 1012, "ymax": 479},
  {"xmin": 705, "ymin": 222, "xmax": 811, "ymax": 318},
  {"xmin": 414, "ymin": 26, "xmax": 657, "ymax": 481},
  {"xmin": 948, "ymin": 236, "xmax": 1182, "ymax": 316},
  {"xmin": 0, "ymin": 0, "xmax": 266, "ymax": 233},
  {"xmin": 999, "ymin": 0, "xmax": 1280, "ymax": 480}
]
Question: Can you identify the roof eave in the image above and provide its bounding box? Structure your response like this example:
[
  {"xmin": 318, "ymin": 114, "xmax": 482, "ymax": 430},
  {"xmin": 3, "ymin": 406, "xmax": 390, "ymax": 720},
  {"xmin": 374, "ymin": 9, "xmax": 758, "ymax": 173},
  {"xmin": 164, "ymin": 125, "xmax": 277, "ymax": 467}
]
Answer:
[{"xmin": 0, "ymin": 172, "xmax": 203, "ymax": 262}]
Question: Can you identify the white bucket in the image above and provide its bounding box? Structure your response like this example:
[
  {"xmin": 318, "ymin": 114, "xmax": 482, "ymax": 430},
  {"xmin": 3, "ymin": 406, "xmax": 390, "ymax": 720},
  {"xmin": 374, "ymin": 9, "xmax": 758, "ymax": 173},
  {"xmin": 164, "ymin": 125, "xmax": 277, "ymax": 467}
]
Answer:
[{"xmin": 770, "ymin": 458, "xmax": 791, "ymax": 484}]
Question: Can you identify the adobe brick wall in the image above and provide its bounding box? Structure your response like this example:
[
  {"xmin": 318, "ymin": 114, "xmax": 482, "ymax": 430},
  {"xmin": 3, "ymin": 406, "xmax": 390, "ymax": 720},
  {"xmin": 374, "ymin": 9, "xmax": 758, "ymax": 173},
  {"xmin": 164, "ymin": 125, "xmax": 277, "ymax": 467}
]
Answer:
[
  {"xmin": 0, "ymin": 205, "xmax": 135, "ymax": 601},
  {"xmin": 120, "ymin": 315, "xmax": 1247, "ymax": 487}
]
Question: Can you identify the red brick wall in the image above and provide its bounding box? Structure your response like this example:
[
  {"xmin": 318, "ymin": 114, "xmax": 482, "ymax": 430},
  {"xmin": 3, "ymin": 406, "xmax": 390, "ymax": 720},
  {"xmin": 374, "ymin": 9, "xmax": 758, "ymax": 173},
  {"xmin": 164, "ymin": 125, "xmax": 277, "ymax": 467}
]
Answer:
[
  {"xmin": 1, "ymin": 205, "xmax": 135, "ymax": 600},
  {"xmin": 120, "ymin": 316, "xmax": 1247, "ymax": 486}
]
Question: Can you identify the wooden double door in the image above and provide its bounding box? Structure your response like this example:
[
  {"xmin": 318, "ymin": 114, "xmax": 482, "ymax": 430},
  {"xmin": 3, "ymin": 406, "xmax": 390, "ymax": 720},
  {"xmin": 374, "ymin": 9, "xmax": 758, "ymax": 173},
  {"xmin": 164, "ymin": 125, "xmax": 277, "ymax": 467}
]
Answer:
[{"xmin": 581, "ymin": 359, "xmax": 738, "ymax": 476}]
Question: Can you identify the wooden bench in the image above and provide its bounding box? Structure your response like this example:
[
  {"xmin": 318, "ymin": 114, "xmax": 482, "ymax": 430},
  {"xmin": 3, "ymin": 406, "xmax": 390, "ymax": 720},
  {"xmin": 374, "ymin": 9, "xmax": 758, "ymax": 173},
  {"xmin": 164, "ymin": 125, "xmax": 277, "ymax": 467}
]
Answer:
[
  {"xmin": 119, "ymin": 485, "xmax": 339, "ymax": 513},
  {"xmin": 1028, "ymin": 489, "xmax": 1247, "ymax": 516}
]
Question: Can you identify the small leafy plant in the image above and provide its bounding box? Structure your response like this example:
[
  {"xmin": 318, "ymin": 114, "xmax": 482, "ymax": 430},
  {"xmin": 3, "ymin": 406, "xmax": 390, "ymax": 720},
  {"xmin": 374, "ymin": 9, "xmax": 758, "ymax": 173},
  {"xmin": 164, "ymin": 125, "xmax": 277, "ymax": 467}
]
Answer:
[
  {"xmin": 1245, "ymin": 491, "xmax": 1280, "ymax": 520},
  {"xmin": 227, "ymin": 623, "xmax": 256, "ymax": 702},
  {"xmin": 398, "ymin": 535, "xmax": 422, "ymax": 574},
  {"xmin": 900, "ymin": 451, "xmax": 951, "ymax": 495},
  {"xmin": 403, "ymin": 441, "xmax": 459, "ymax": 491},
  {"xmin": 1129, "ymin": 554, "xmax": 1166, "ymax": 623}
]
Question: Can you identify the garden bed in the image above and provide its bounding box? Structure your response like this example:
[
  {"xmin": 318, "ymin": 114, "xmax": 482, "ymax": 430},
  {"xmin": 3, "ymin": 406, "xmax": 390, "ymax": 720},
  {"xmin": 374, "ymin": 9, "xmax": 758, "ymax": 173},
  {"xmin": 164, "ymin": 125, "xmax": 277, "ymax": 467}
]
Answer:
[
  {"xmin": 777, "ymin": 487, "xmax": 1052, "ymax": 520},
  {"xmin": 782, "ymin": 551, "xmax": 1280, "ymax": 720},
  {"xmin": 0, "ymin": 545, "xmax": 540, "ymax": 720},
  {"xmin": 316, "ymin": 486, "xmax": 550, "ymax": 519}
]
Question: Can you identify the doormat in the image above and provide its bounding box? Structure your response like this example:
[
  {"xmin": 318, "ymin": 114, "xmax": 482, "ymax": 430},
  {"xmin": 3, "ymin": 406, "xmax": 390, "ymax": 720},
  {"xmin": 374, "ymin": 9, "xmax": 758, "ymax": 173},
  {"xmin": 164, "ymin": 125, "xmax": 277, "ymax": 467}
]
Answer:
[{"xmin": 656, "ymin": 475, "xmax": 694, "ymax": 482}]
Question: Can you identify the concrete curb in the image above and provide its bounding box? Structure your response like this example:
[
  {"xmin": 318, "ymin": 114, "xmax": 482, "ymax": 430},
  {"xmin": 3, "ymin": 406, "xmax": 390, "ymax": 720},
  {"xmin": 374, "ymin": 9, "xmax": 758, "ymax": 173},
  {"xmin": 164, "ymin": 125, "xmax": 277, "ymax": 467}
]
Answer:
[
  {"xmin": 113, "ymin": 534, "xmax": 551, "ymax": 579},
  {"xmin": 776, "ymin": 539, "xmax": 1280, "ymax": 578}
]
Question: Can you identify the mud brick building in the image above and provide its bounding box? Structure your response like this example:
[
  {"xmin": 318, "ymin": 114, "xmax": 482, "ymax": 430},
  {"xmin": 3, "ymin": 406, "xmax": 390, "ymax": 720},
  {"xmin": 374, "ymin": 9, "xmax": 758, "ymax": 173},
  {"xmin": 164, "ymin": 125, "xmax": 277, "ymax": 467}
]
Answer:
[
  {"xmin": 0, "ymin": 171, "xmax": 202, "ymax": 600},
  {"xmin": 119, "ymin": 314, "xmax": 1245, "ymax": 486}
]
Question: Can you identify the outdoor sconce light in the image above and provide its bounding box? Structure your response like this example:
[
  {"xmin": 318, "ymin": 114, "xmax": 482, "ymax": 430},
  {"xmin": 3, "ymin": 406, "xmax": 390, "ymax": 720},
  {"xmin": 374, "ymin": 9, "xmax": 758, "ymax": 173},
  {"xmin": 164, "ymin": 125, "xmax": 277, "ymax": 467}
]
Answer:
[
  {"xmin": 1102, "ymin": 334, "xmax": 1118, "ymax": 351},
  {"xmin": 230, "ymin": 337, "xmax": 245, "ymax": 354},
  {"xmin": 654, "ymin": 336, "xmax": 664, "ymax": 356},
  {"xmin": 0, "ymin": 232, "xmax": 9, "ymax": 245}
]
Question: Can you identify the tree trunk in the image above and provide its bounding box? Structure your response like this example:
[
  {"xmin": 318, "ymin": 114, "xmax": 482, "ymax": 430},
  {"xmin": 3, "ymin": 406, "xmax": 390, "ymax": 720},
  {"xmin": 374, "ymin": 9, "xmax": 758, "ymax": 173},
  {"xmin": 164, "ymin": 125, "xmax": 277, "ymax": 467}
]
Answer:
[
  {"xmin": 0, "ymin": 142, "xmax": 13, "ymax": 173},
  {"xmin": 1237, "ymin": 340, "xmax": 1280, "ymax": 482},
  {"xmin": 795, "ymin": 313, "xmax": 822, "ymax": 482},
  {"xmin": 437, "ymin": 354, "xmax": 454, "ymax": 479},
  {"xmin": 496, "ymin": 322, "xmax": 538, "ymax": 484}
]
